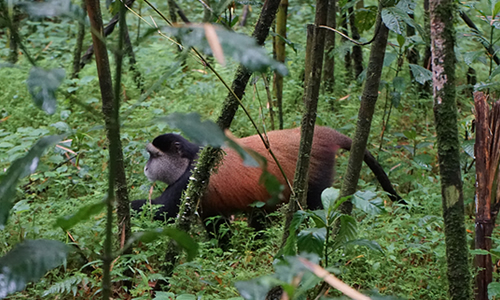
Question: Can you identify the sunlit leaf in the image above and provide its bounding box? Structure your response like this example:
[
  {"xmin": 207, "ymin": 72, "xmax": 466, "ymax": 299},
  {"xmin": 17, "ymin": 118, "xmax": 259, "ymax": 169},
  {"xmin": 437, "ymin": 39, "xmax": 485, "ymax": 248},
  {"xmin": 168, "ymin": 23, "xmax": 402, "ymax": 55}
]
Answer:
[
  {"xmin": 0, "ymin": 135, "xmax": 64, "ymax": 228},
  {"xmin": 0, "ymin": 239, "xmax": 69, "ymax": 299},
  {"xmin": 462, "ymin": 139, "xmax": 475, "ymax": 158},
  {"xmin": 27, "ymin": 68, "xmax": 65, "ymax": 115},
  {"xmin": 396, "ymin": 0, "xmax": 416, "ymax": 14},
  {"xmin": 164, "ymin": 25, "xmax": 288, "ymax": 75},
  {"xmin": 409, "ymin": 64, "xmax": 432, "ymax": 84},
  {"xmin": 55, "ymin": 201, "xmax": 106, "ymax": 231},
  {"xmin": 488, "ymin": 282, "xmax": 500, "ymax": 299},
  {"xmin": 381, "ymin": 7, "xmax": 406, "ymax": 35},
  {"xmin": 125, "ymin": 228, "xmax": 198, "ymax": 261}
]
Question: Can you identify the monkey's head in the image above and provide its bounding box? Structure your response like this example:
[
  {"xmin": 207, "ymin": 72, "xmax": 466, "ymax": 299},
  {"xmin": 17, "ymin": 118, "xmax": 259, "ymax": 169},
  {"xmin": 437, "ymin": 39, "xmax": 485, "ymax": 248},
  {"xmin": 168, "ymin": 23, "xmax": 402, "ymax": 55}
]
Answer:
[{"xmin": 144, "ymin": 134, "xmax": 199, "ymax": 185}]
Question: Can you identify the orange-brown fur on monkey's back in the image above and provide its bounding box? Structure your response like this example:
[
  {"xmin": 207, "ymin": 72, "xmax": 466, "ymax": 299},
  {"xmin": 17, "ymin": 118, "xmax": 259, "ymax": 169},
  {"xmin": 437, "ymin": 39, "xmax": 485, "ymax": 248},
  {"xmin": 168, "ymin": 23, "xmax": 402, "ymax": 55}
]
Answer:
[{"xmin": 201, "ymin": 126, "xmax": 352, "ymax": 217}]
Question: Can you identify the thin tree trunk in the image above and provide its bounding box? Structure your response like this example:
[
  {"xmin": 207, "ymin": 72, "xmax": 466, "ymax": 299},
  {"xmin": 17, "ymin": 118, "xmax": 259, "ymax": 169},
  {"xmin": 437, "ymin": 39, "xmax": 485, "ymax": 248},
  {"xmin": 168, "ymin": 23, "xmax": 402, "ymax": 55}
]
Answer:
[
  {"xmin": 349, "ymin": 5, "xmax": 363, "ymax": 79},
  {"xmin": 274, "ymin": 0, "xmax": 288, "ymax": 129},
  {"xmin": 430, "ymin": 0, "xmax": 471, "ymax": 297},
  {"xmin": 162, "ymin": 0, "xmax": 282, "ymax": 281},
  {"xmin": 474, "ymin": 92, "xmax": 500, "ymax": 300},
  {"xmin": 339, "ymin": 10, "xmax": 389, "ymax": 214},
  {"xmin": 406, "ymin": 13, "xmax": 418, "ymax": 80},
  {"xmin": 323, "ymin": 0, "xmax": 336, "ymax": 92},
  {"xmin": 340, "ymin": 12, "xmax": 352, "ymax": 81},
  {"xmin": 72, "ymin": 0, "xmax": 86, "ymax": 78},
  {"xmin": 85, "ymin": 0, "xmax": 115, "ymax": 298},
  {"xmin": 303, "ymin": 26, "xmax": 315, "ymax": 99},
  {"xmin": 86, "ymin": 0, "xmax": 130, "ymax": 295},
  {"xmin": 8, "ymin": 6, "xmax": 20, "ymax": 64},
  {"xmin": 282, "ymin": 0, "xmax": 328, "ymax": 246}
]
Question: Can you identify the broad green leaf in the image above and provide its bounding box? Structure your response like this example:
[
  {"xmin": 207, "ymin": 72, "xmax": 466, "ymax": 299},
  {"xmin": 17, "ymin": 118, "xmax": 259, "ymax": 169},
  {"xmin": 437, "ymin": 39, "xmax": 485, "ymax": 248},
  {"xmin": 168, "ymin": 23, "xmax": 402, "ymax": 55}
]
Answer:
[
  {"xmin": 413, "ymin": 154, "xmax": 433, "ymax": 169},
  {"xmin": 395, "ymin": 0, "xmax": 416, "ymax": 14},
  {"xmin": 381, "ymin": 7, "xmax": 406, "ymax": 35},
  {"xmin": 0, "ymin": 239, "xmax": 69, "ymax": 299},
  {"xmin": 383, "ymin": 52, "xmax": 398, "ymax": 67},
  {"xmin": 409, "ymin": 64, "xmax": 432, "ymax": 84},
  {"xmin": 344, "ymin": 238, "xmax": 384, "ymax": 254},
  {"xmin": 390, "ymin": 91, "xmax": 401, "ymax": 108},
  {"xmin": 164, "ymin": 25, "xmax": 288, "ymax": 75},
  {"xmin": 397, "ymin": 34, "xmax": 405, "ymax": 48},
  {"xmin": 352, "ymin": 191, "xmax": 385, "ymax": 215},
  {"xmin": 333, "ymin": 215, "xmax": 357, "ymax": 249},
  {"xmin": 27, "ymin": 68, "xmax": 65, "ymax": 115},
  {"xmin": 259, "ymin": 170, "xmax": 284, "ymax": 206},
  {"xmin": 281, "ymin": 210, "xmax": 310, "ymax": 256},
  {"xmin": 488, "ymin": 282, "xmax": 500, "ymax": 299},
  {"xmin": 403, "ymin": 129, "xmax": 417, "ymax": 140},
  {"xmin": 297, "ymin": 228, "xmax": 326, "ymax": 257},
  {"xmin": 320, "ymin": 187, "xmax": 340, "ymax": 214},
  {"xmin": 470, "ymin": 249, "xmax": 491, "ymax": 255},
  {"xmin": 355, "ymin": 6, "xmax": 378, "ymax": 32},
  {"xmin": 125, "ymin": 228, "xmax": 198, "ymax": 261},
  {"xmin": 153, "ymin": 291, "xmax": 176, "ymax": 300},
  {"xmin": 494, "ymin": 1, "xmax": 500, "ymax": 17},
  {"xmin": 392, "ymin": 76, "xmax": 406, "ymax": 93},
  {"xmin": 176, "ymin": 295, "xmax": 197, "ymax": 300},
  {"xmin": 463, "ymin": 50, "xmax": 484, "ymax": 66},
  {"xmin": 0, "ymin": 135, "xmax": 64, "ymax": 228},
  {"xmin": 55, "ymin": 201, "xmax": 106, "ymax": 231},
  {"xmin": 234, "ymin": 276, "xmax": 278, "ymax": 300},
  {"xmin": 159, "ymin": 113, "xmax": 259, "ymax": 167}
]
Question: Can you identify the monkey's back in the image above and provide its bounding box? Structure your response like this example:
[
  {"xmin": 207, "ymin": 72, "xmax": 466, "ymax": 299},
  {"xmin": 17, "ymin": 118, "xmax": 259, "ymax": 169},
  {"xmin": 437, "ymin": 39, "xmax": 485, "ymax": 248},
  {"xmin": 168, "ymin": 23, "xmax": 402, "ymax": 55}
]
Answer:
[{"xmin": 201, "ymin": 126, "xmax": 350, "ymax": 217}]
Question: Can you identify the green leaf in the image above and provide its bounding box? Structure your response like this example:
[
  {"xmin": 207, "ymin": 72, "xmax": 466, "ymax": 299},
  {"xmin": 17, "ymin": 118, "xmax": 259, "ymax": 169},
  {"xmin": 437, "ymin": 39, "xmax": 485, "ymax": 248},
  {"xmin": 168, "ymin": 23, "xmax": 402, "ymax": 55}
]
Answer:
[
  {"xmin": 490, "ymin": 64, "xmax": 500, "ymax": 80},
  {"xmin": 355, "ymin": 6, "xmax": 378, "ymax": 32},
  {"xmin": 27, "ymin": 68, "xmax": 65, "ymax": 115},
  {"xmin": 470, "ymin": 249, "xmax": 491, "ymax": 255},
  {"xmin": 494, "ymin": 1, "xmax": 500, "ymax": 17},
  {"xmin": 381, "ymin": 7, "xmax": 406, "ymax": 35},
  {"xmin": 282, "ymin": 211, "xmax": 310, "ymax": 256},
  {"xmin": 176, "ymin": 295, "xmax": 197, "ymax": 300},
  {"xmin": 0, "ymin": 135, "xmax": 64, "ymax": 228},
  {"xmin": 153, "ymin": 291, "xmax": 176, "ymax": 300},
  {"xmin": 333, "ymin": 215, "xmax": 357, "ymax": 249},
  {"xmin": 383, "ymin": 52, "xmax": 398, "ymax": 67},
  {"xmin": 390, "ymin": 91, "xmax": 401, "ymax": 108},
  {"xmin": 159, "ymin": 112, "xmax": 259, "ymax": 167},
  {"xmin": 320, "ymin": 187, "xmax": 340, "ymax": 214},
  {"xmin": 259, "ymin": 170, "xmax": 284, "ymax": 206},
  {"xmin": 392, "ymin": 76, "xmax": 406, "ymax": 92},
  {"xmin": 19, "ymin": 0, "xmax": 84, "ymax": 18},
  {"xmin": 462, "ymin": 139, "xmax": 475, "ymax": 158},
  {"xmin": 55, "ymin": 201, "xmax": 106, "ymax": 231},
  {"xmin": 395, "ymin": 0, "xmax": 416, "ymax": 14},
  {"xmin": 344, "ymin": 238, "xmax": 384, "ymax": 254},
  {"xmin": 409, "ymin": 64, "xmax": 432, "ymax": 84},
  {"xmin": 463, "ymin": 50, "xmax": 484, "ymax": 66},
  {"xmin": 297, "ymin": 228, "xmax": 326, "ymax": 256},
  {"xmin": 352, "ymin": 191, "xmax": 385, "ymax": 215},
  {"xmin": 0, "ymin": 239, "xmax": 69, "ymax": 298},
  {"xmin": 488, "ymin": 282, "xmax": 500, "ymax": 299},
  {"xmin": 403, "ymin": 129, "xmax": 417, "ymax": 140},
  {"xmin": 125, "ymin": 228, "xmax": 198, "ymax": 261},
  {"xmin": 164, "ymin": 25, "xmax": 288, "ymax": 75}
]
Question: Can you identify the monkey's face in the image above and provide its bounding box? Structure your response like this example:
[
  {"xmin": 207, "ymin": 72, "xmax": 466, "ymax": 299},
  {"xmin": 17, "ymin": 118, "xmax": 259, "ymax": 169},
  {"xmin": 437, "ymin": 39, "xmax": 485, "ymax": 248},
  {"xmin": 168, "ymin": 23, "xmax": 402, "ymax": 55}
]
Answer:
[{"xmin": 144, "ymin": 142, "xmax": 190, "ymax": 185}]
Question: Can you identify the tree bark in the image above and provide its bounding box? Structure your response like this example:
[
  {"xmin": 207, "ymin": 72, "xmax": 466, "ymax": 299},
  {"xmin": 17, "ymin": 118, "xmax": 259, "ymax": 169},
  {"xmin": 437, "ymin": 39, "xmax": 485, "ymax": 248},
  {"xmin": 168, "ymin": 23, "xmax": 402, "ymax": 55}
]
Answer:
[
  {"xmin": 430, "ymin": 0, "xmax": 471, "ymax": 298},
  {"xmin": 282, "ymin": 0, "xmax": 328, "ymax": 242},
  {"xmin": 340, "ymin": 12, "xmax": 352, "ymax": 81},
  {"xmin": 474, "ymin": 92, "xmax": 500, "ymax": 300},
  {"xmin": 274, "ymin": 0, "xmax": 288, "ymax": 129},
  {"xmin": 339, "ymin": 8, "xmax": 389, "ymax": 214},
  {"xmin": 323, "ymin": 0, "xmax": 336, "ymax": 92}
]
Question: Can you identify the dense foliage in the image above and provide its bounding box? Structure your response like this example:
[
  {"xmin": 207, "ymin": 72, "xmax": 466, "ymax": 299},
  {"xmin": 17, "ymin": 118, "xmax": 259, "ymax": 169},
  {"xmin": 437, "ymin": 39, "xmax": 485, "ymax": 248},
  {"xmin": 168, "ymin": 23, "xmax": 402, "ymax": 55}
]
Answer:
[{"xmin": 0, "ymin": 0, "xmax": 492, "ymax": 298}]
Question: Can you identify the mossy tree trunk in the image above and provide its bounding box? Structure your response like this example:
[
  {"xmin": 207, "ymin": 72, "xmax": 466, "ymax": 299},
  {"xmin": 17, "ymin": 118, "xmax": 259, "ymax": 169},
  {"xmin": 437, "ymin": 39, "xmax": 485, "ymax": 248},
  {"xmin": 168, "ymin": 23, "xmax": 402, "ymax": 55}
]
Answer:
[
  {"xmin": 339, "ymin": 9, "xmax": 389, "ymax": 214},
  {"xmin": 71, "ymin": 0, "xmax": 86, "ymax": 78},
  {"xmin": 349, "ymin": 4, "xmax": 363, "ymax": 79},
  {"xmin": 429, "ymin": 0, "xmax": 471, "ymax": 298}
]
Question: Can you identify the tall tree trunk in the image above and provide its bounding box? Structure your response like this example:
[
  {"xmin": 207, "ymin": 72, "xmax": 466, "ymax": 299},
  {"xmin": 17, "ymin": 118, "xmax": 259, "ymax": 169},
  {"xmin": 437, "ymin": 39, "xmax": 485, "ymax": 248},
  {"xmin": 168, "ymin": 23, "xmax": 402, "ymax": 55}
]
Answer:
[
  {"xmin": 430, "ymin": 0, "xmax": 471, "ymax": 298},
  {"xmin": 339, "ymin": 11, "xmax": 389, "ymax": 214},
  {"xmin": 282, "ymin": 0, "xmax": 328, "ymax": 242},
  {"xmin": 274, "ymin": 0, "xmax": 288, "ymax": 129},
  {"xmin": 162, "ymin": 0, "xmax": 282, "ymax": 281},
  {"xmin": 406, "ymin": 13, "xmax": 418, "ymax": 79},
  {"xmin": 474, "ymin": 92, "xmax": 500, "ymax": 300},
  {"xmin": 349, "ymin": 5, "xmax": 363, "ymax": 79},
  {"xmin": 323, "ymin": 0, "xmax": 336, "ymax": 92}
]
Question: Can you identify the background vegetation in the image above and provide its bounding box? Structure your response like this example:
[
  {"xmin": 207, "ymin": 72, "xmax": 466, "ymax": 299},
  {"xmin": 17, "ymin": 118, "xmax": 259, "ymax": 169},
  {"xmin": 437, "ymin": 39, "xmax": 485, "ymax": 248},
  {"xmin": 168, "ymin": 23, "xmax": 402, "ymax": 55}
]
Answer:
[{"xmin": 0, "ymin": 0, "xmax": 492, "ymax": 298}]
